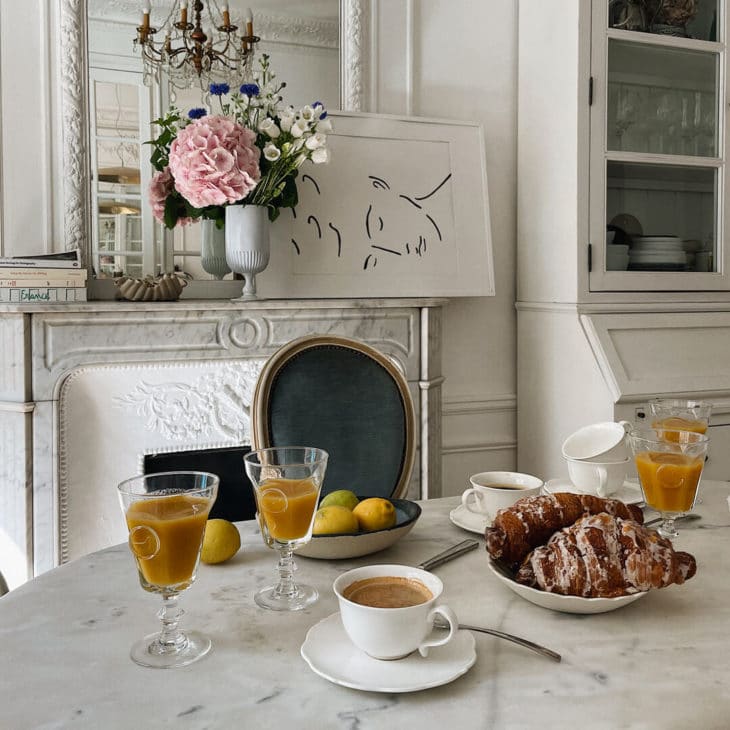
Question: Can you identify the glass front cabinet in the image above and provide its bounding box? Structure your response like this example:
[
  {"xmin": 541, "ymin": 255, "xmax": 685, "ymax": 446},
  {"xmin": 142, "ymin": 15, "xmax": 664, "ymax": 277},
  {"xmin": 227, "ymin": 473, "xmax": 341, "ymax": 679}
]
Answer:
[{"xmin": 590, "ymin": 0, "xmax": 729, "ymax": 291}]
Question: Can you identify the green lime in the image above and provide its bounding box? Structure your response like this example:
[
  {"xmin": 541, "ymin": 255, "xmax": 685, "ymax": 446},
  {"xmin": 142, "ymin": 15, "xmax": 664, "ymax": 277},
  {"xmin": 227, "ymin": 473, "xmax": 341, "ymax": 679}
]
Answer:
[{"xmin": 320, "ymin": 489, "xmax": 360, "ymax": 511}]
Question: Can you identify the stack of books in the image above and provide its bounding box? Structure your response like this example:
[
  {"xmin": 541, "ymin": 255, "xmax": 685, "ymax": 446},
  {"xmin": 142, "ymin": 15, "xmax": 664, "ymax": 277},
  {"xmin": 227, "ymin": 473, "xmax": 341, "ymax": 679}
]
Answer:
[{"xmin": 0, "ymin": 249, "xmax": 87, "ymax": 302}]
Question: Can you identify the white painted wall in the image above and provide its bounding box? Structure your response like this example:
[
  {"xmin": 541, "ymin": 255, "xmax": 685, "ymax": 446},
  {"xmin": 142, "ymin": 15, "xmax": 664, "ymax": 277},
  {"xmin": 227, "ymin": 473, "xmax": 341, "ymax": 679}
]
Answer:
[{"xmin": 0, "ymin": 1, "xmax": 520, "ymax": 498}]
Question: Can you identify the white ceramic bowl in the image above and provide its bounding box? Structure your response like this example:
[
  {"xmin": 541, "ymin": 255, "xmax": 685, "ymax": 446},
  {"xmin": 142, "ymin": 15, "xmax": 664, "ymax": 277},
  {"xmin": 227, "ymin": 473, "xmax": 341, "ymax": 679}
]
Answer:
[
  {"xmin": 296, "ymin": 498, "xmax": 421, "ymax": 560},
  {"xmin": 487, "ymin": 559, "xmax": 647, "ymax": 614}
]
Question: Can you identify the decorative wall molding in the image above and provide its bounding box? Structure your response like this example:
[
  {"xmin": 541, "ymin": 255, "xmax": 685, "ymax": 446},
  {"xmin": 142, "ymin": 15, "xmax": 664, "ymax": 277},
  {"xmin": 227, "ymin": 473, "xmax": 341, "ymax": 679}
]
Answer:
[
  {"xmin": 442, "ymin": 395, "xmax": 517, "ymax": 417},
  {"xmin": 60, "ymin": 0, "xmax": 89, "ymax": 260},
  {"xmin": 342, "ymin": 0, "xmax": 365, "ymax": 111},
  {"xmin": 442, "ymin": 440, "xmax": 517, "ymax": 456}
]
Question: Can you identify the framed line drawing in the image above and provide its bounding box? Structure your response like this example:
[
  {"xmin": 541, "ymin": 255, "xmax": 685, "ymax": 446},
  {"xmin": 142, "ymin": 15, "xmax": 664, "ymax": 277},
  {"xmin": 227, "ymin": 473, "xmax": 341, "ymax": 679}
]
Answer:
[{"xmin": 259, "ymin": 111, "xmax": 494, "ymax": 298}]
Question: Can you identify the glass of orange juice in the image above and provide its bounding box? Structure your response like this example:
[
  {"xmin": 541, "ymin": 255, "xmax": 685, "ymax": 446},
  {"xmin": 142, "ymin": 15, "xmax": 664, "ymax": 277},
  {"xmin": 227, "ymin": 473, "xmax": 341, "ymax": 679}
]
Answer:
[
  {"xmin": 628, "ymin": 428, "xmax": 709, "ymax": 539},
  {"xmin": 117, "ymin": 471, "xmax": 219, "ymax": 668},
  {"xmin": 244, "ymin": 447, "xmax": 328, "ymax": 611},
  {"xmin": 648, "ymin": 398, "xmax": 712, "ymax": 437}
]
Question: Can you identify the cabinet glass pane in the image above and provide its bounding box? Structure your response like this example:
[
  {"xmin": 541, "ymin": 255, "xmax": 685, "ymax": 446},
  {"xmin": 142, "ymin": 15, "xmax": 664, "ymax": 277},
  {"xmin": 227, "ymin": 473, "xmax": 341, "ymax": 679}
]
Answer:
[
  {"xmin": 605, "ymin": 161, "xmax": 716, "ymax": 272},
  {"xmin": 609, "ymin": 1, "xmax": 717, "ymax": 41},
  {"xmin": 607, "ymin": 40, "xmax": 717, "ymax": 155}
]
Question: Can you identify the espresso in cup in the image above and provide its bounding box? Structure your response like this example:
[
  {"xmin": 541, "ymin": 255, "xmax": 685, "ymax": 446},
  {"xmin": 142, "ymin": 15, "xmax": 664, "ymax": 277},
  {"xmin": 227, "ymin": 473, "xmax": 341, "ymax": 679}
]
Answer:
[
  {"xmin": 343, "ymin": 576, "xmax": 433, "ymax": 608},
  {"xmin": 333, "ymin": 564, "xmax": 458, "ymax": 660},
  {"xmin": 462, "ymin": 471, "xmax": 543, "ymax": 522}
]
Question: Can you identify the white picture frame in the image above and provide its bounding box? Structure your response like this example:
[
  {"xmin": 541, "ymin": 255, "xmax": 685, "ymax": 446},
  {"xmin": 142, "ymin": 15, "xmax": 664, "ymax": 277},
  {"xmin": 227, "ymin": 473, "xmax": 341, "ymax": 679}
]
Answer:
[{"xmin": 258, "ymin": 111, "xmax": 495, "ymax": 298}]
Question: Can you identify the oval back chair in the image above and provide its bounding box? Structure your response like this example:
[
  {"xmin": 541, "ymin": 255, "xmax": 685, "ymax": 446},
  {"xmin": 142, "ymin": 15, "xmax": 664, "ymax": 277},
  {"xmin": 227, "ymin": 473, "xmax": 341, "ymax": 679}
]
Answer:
[{"xmin": 251, "ymin": 335, "xmax": 416, "ymax": 500}]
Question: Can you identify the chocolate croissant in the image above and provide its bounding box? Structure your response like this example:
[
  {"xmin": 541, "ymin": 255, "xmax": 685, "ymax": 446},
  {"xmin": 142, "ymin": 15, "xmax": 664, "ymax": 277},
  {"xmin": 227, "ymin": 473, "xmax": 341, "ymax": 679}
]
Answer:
[
  {"xmin": 515, "ymin": 512, "xmax": 696, "ymax": 597},
  {"xmin": 485, "ymin": 492, "xmax": 644, "ymax": 567}
]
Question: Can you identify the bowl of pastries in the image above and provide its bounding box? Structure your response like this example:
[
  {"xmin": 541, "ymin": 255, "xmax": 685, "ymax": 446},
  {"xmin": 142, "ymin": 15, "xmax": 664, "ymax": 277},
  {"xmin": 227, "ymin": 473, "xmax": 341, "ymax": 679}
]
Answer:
[
  {"xmin": 297, "ymin": 491, "xmax": 421, "ymax": 560},
  {"xmin": 484, "ymin": 493, "xmax": 697, "ymax": 614}
]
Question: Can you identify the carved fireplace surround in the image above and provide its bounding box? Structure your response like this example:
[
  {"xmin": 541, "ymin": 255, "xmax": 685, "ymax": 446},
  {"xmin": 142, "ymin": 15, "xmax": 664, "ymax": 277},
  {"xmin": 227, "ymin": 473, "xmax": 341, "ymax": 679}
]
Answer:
[{"xmin": 0, "ymin": 298, "xmax": 445, "ymax": 589}]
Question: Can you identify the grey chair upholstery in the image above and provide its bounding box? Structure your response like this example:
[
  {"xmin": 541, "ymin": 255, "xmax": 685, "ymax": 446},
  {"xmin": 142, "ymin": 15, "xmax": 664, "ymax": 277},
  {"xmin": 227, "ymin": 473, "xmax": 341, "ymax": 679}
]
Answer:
[{"xmin": 252, "ymin": 335, "xmax": 416, "ymax": 500}]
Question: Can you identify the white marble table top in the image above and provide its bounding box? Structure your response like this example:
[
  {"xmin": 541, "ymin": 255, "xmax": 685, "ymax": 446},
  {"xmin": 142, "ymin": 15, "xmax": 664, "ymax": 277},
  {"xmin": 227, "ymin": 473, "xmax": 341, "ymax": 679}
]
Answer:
[{"xmin": 2, "ymin": 486, "xmax": 730, "ymax": 729}]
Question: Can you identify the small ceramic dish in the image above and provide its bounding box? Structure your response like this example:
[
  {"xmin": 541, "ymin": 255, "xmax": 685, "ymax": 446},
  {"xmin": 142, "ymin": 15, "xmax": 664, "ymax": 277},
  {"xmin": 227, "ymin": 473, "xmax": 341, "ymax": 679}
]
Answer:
[
  {"xmin": 487, "ymin": 558, "xmax": 647, "ymax": 614},
  {"xmin": 297, "ymin": 498, "xmax": 421, "ymax": 560}
]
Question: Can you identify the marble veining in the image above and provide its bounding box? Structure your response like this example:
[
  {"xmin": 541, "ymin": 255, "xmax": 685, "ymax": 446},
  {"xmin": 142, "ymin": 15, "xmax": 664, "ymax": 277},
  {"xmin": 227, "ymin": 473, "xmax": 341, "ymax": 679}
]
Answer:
[{"xmin": 2, "ymin": 492, "xmax": 730, "ymax": 729}]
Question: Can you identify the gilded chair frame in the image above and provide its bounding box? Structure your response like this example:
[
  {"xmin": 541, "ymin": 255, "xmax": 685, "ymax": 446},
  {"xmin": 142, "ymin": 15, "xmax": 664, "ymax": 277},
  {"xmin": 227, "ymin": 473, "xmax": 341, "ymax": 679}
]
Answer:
[{"xmin": 251, "ymin": 334, "xmax": 416, "ymax": 499}]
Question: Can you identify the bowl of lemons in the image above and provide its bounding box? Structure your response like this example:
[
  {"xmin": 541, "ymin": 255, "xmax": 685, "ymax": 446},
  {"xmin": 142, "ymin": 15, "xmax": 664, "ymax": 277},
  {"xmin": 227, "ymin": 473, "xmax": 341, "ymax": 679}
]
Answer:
[{"xmin": 296, "ymin": 490, "xmax": 422, "ymax": 560}]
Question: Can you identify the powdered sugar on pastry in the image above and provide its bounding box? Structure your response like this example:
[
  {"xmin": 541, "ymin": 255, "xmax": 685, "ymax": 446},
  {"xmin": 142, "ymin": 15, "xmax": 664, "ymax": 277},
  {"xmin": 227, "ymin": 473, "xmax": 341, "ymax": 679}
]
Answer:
[{"xmin": 516, "ymin": 513, "xmax": 697, "ymax": 597}]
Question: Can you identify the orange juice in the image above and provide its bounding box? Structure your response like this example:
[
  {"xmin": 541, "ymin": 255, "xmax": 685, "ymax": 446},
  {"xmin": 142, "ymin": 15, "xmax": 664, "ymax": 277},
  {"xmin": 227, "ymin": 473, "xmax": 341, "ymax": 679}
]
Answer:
[
  {"xmin": 126, "ymin": 494, "xmax": 211, "ymax": 590},
  {"xmin": 257, "ymin": 477, "xmax": 319, "ymax": 541},
  {"xmin": 652, "ymin": 416, "xmax": 708, "ymax": 440},
  {"xmin": 635, "ymin": 451, "xmax": 703, "ymax": 513}
]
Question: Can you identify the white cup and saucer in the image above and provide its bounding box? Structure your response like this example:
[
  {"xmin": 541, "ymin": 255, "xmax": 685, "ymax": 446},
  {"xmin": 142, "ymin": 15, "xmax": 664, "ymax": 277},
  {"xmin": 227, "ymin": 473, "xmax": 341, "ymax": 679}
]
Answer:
[
  {"xmin": 450, "ymin": 471, "xmax": 544, "ymax": 534},
  {"xmin": 300, "ymin": 564, "xmax": 477, "ymax": 692},
  {"xmin": 552, "ymin": 420, "xmax": 642, "ymax": 503}
]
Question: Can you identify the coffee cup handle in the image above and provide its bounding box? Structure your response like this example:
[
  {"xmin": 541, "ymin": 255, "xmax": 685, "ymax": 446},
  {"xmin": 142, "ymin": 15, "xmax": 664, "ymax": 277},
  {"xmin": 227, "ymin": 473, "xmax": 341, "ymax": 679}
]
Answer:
[
  {"xmin": 419, "ymin": 604, "xmax": 458, "ymax": 658},
  {"xmin": 596, "ymin": 466, "xmax": 609, "ymax": 498},
  {"xmin": 461, "ymin": 488, "xmax": 485, "ymax": 515}
]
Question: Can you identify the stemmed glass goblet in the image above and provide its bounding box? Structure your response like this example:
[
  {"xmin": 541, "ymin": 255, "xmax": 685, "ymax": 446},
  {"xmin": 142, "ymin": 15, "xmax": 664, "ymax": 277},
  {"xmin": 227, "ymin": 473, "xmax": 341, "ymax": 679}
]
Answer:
[
  {"xmin": 648, "ymin": 398, "xmax": 712, "ymax": 436},
  {"xmin": 628, "ymin": 428, "xmax": 709, "ymax": 539},
  {"xmin": 244, "ymin": 446, "xmax": 328, "ymax": 611},
  {"xmin": 117, "ymin": 471, "xmax": 219, "ymax": 668}
]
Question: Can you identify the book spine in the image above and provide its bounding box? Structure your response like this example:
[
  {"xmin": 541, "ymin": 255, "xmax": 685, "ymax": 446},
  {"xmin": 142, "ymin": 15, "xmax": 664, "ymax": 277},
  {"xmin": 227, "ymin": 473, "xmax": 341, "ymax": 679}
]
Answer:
[
  {"xmin": 0, "ymin": 287, "xmax": 88, "ymax": 303},
  {"xmin": 0, "ymin": 268, "xmax": 87, "ymax": 279},
  {"xmin": 0, "ymin": 279, "xmax": 86, "ymax": 288},
  {"xmin": 0, "ymin": 258, "xmax": 81, "ymax": 269}
]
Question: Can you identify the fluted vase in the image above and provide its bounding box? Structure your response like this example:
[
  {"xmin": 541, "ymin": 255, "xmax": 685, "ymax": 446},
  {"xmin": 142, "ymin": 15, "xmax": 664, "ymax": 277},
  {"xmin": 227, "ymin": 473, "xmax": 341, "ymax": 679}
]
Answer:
[
  {"xmin": 225, "ymin": 205, "xmax": 270, "ymax": 300},
  {"xmin": 200, "ymin": 219, "xmax": 231, "ymax": 280}
]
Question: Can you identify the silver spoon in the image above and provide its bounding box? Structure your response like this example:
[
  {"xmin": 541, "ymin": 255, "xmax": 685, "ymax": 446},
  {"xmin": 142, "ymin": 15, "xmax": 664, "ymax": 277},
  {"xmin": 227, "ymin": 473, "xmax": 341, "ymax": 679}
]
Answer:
[{"xmin": 433, "ymin": 614, "xmax": 561, "ymax": 662}]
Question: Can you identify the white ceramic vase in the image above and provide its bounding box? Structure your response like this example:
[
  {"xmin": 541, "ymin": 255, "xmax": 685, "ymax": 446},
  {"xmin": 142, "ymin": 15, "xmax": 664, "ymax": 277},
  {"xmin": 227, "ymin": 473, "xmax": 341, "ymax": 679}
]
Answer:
[
  {"xmin": 200, "ymin": 219, "xmax": 231, "ymax": 280},
  {"xmin": 225, "ymin": 205, "xmax": 270, "ymax": 300}
]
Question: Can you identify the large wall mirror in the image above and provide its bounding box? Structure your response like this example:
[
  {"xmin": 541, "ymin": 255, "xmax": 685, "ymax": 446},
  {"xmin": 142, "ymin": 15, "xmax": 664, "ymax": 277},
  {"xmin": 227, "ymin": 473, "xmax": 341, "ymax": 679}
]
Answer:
[{"xmin": 58, "ymin": 0, "xmax": 366, "ymax": 297}]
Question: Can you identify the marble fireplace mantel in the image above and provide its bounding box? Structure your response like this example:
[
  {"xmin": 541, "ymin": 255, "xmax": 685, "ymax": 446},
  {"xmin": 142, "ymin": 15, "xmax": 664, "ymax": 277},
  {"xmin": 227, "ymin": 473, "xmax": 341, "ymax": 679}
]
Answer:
[{"xmin": 0, "ymin": 298, "xmax": 446, "ymax": 589}]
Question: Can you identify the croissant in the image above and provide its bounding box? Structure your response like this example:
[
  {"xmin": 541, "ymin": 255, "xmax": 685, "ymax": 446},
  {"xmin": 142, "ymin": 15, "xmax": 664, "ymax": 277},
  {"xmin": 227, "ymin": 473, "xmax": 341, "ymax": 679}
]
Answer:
[
  {"xmin": 515, "ymin": 512, "xmax": 697, "ymax": 597},
  {"xmin": 485, "ymin": 492, "xmax": 644, "ymax": 567}
]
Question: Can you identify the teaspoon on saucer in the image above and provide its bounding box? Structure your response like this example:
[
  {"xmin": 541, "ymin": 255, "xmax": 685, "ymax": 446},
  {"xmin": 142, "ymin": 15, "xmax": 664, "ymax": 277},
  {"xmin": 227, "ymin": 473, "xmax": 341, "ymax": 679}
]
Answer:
[{"xmin": 433, "ymin": 614, "xmax": 561, "ymax": 662}]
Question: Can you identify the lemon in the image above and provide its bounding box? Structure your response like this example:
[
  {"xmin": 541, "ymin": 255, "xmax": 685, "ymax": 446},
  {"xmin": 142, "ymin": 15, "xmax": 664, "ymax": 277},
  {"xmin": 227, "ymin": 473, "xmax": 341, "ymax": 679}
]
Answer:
[
  {"xmin": 320, "ymin": 489, "xmax": 360, "ymax": 511},
  {"xmin": 312, "ymin": 505, "xmax": 359, "ymax": 535},
  {"xmin": 200, "ymin": 519, "xmax": 241, "ymax": 564},
  {"xmin": 352, "ymin": 497, "xmax": 397, "ymax": 532}
]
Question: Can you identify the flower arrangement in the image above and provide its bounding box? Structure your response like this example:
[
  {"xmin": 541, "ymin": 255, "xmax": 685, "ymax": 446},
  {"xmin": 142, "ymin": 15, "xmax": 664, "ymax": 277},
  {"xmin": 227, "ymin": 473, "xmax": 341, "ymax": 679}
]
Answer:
[{"xmin": 148, "ymin": 54, "xmax": 332, "ymax": 228}]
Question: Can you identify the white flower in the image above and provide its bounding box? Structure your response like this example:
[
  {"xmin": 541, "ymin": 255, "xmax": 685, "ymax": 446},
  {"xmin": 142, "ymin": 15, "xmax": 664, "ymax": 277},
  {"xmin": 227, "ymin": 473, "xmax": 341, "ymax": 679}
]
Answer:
[
  {"xmin": 263, "ymin": 143, "xmax": 281, "ymax": 162},
  {"xmin": 290, "ymin": 120, "xmax": 308, "ymax": 138},
  {"xmin": 299, "ymin": 105, "xmax": 316, "ymax": 122},
  {"xmin": 311, "ymin": 147, "xmax": 330, "ymax": 164},
  {"xmin": 279, "ymin": 114, "xmax": 295, "ymax": 133},
  {"xmin": 258, "ymin": 118, "xmax": 281, "ymax": 138},
  {"xmin": 316, "ymin": 118, "xmax": 333, "ymax": 133},
  {"xmin": 305, "ymin": 132, "xmax": 326, "ymax": 150},
  {"xmin": 292, "ymin": 137, "xmax": 306, "ymax": 151}
]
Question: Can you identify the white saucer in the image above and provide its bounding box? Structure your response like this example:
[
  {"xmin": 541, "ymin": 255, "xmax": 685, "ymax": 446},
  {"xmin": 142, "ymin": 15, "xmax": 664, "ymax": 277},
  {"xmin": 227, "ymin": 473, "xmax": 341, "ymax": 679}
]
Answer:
[
  {"xmin": 449, "ymin": 504, "xmax": 490, "ymax": 535},
  {"xmin": 543, "ymin": 478, "xmax": 643, "ymax": 505},
  {"xmin": 301, "ymin": 613, "xmax": 477, "ymax": 693}
]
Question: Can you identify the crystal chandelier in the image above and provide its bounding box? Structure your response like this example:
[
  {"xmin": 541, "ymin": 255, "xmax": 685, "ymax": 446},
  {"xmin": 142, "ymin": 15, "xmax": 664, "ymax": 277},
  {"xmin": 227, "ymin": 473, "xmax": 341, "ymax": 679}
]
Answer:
[{"xmin": 134, "ymin": 1, "xmax": 260, "ymax": 91}]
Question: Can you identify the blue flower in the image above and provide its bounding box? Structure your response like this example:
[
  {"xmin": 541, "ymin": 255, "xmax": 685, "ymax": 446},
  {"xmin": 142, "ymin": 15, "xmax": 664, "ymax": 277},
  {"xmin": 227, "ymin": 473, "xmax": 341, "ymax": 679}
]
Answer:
[
  {"xmin": 209, "ymin": 82, "xmax": 230, "ymax": 96},
  {"xmin": 240, "ymin": 83, "xmax": 260, "ymax": 97},
  {"xmin": 319, "ymin": 110, "xmax": 328, "ymax": 120},
  {"xmin": 187, "ymin": 107, "xmax": 207, "ymax": 119}
]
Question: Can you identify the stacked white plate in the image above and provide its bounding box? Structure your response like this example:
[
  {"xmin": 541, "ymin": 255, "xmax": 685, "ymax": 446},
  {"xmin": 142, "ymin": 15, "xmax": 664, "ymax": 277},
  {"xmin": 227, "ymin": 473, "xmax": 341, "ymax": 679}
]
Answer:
[{"xmin": 629, "ymin": 235, "xmax": 687, "ymax": 270}]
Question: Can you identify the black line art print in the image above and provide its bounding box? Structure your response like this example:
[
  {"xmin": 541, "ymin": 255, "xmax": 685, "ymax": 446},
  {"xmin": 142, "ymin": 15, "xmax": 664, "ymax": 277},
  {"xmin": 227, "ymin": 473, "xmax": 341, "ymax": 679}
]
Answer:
[{"xmin": 291, "ymin": 169, "xmax": 452, "ymax": 272}]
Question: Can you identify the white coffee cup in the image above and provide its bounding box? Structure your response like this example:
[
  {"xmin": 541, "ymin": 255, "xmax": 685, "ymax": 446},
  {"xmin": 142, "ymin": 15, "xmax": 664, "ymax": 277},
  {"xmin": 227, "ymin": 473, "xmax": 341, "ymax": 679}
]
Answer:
[
  {"xmin": 564, "ymin": 456, "xmax": 629, "ymax": 498},
  {"xmin": 333, "ymin": 564, "xmax": 458, "ymax": 660},
  {"xmin": 561, "ymin": 421, "xmax": 631, "ymax": 463},
  {"xmin": 461, "ymin": 471, "xmax": 543, "ymax": 522}
]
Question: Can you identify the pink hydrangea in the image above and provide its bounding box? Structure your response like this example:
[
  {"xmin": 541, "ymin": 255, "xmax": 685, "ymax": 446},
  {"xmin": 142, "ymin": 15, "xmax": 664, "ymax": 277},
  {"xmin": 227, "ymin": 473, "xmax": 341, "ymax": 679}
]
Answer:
[
  {"xmin": 148, "ymin": 167, "xmax": 193, "ymax": 226},
  {"xmin": 168, "ymin": 115, "xmax": 261, "ymax": 209}
]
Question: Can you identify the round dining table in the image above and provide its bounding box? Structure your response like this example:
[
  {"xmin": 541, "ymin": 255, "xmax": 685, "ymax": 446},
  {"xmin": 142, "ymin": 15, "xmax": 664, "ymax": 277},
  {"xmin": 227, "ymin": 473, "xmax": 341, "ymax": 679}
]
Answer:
[{"xmin": 1, "ymin": 485, "xmax": 729, "ymax": 729}]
